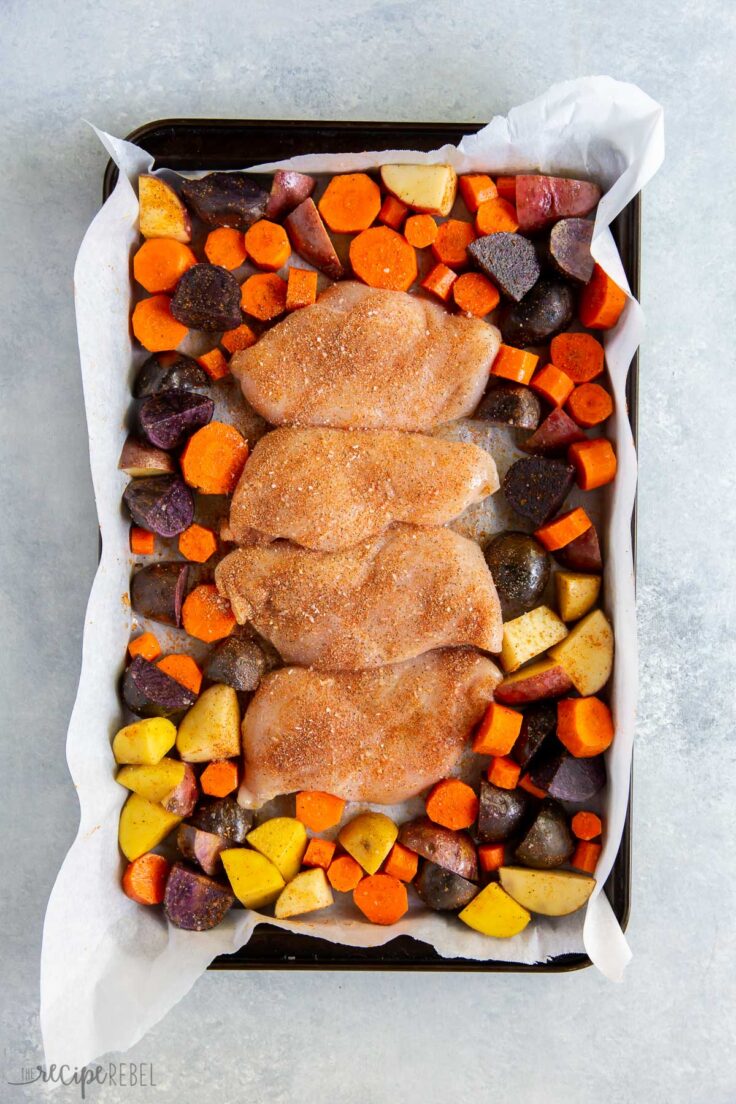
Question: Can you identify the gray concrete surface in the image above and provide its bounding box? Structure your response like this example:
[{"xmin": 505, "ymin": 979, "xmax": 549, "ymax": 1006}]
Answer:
[{"xmin": 2, "ymin": 1, "xmax": 735, "ymax": 1101}]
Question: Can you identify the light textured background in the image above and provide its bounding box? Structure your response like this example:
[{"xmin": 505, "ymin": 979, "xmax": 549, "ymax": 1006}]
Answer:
[{"xmin": 1, "ymin": 1, "xmax": 735, "ymax": 1101}]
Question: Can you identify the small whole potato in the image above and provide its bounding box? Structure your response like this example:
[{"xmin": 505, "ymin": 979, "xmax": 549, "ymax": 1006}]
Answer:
[{"xmin": 484, "ymin": 532, "xmax": 550, "ymax": 620}]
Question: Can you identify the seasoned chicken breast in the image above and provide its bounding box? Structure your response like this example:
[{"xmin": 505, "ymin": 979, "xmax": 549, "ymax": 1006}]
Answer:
[
  {"xmin": 230, "ymin": 282, "xmax": 500, "ymax": 431},
  {"xmin": 215, "ymin": 526, "xmax": 503, "ymax": 670},
  {"xmin": 239, "ymin": 649, "xmax": 502, "ymax": 807},
  {"xmin": 225, "ymin": 425, "xmax": 499, "ymax": 550}
]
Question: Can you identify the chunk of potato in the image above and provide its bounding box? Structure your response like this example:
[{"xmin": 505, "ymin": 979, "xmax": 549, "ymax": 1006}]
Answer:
[
  {"xmin": 500, "ymin": 605, "xmax": 568, "ymax": 673},
  {"xmin": 338, "ymin": 812, "xmax": 398, "ymax": 875},
  {"xmin": 176, "ymin": 684, "xmax": 240, "ymax": 762},
  {"xmin": 246, "ymin": 817, "xmax": 307, "ymax": 882},
  {"xmin": 555, "ymin": 572, "xmax": 601, "ymax": 622},
  {"xmin": 139, "ymin": 174, "xmax": 192, "ymax": 243},
  {"xmin": 116, "ymin": 758, "xmax": 186, "ymax": 802},
  {"xmin": 274, "ymin": 867, "xmax": 334, "ymax": 919},
  {"xmin": 499, "ymin": 866, "xmax": 596, "ymax": 916},
  {"xmin": 112, "ymin": 717, "xmax": 177, "ymax": 765},
  {"xmin": 380, "ymin": 164, "xmax": 457, "ymax": 217},
  {"xmin": 221, "ymin": 848, "xmax": 285, "ymax": 909},
  {"xmin": 548, "ymin": 609, "xmax": 613, "ymax": 695},
  {"xmin": 458, "ymin": 881, "xmax": 531, "ymax": 938},
  {"xmin": 118, "ymin": 793, "xmax": 182, "ymax": 861}
]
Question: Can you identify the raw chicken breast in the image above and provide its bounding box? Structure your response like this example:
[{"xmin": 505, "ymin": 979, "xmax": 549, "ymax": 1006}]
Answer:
[
  {"xmin": 215, "ymin": 526, "xmax": 503, "ymax": 669},
  {"xmin": 225, "ymin": 425, "xmax": 498, "ymax": 550},
  {"xmin": 239, "ymin": 649, "xmax": 502, "ymax": 806},
  {"xmin": 230, "ymin": 282, "xmax": 500, "ymax": 431}
]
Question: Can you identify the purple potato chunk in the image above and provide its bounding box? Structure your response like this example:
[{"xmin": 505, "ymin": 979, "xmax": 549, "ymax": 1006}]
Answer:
[
  {"xmin": 123, "ymin": 474, "xmax": 194, "ymax": 537},
  {"xmin": 170, "ymin": 264, "xmax": 243, "ymax": 332},
  {"xmin": 177, "ymin": 824, "xmax": 227, "ymax": 876},
  {"xmin": 122, "ymin": 656, "xmax": 196, "ymax": 718},
  {"xmin": 133, "ymin": 352, "xmax": 210, "ymax": 399},
  {"xmin": 181, "ymin": 172, "xmax": 269, "ymax": 231},
  {"xmin": 415, "ymin": 861, "xmax": 478, "ymax": 911},
  {"xmin": 521, "ymin": 407, "xmax": 586, "ymax": 456},
  {"xmin": 266, "ymin": 170, "xmax": 316, "ymax": 220},
  {"xmin": 468, "ymin": 232, "xmax": 540, "ymax": 302},
  {"xmin": 139, "ymin": 389, "xmax": 215, "ymax": 450},
  {"xmin": 131, "ymin": 562, "xmax": 188, "ymax": 627},
  {"xmin": 512, "ymin": 703, "xmax": 557, "ymax": 769},
  {"xmin": 203, "ymin": 636, "xmax": 268, "ymax": 692},
  {"xmin": 162, "ymin": 764, "xmax": 199, "ymax": 817},
  {"xmin": 163, "ymin": 862, "xmax": 234, "ymax": 931},
  {"xmin": 515, "ymin": 799, "xmax": 574, "ymax": 869},
  {"xmin": 553, "ymin": 525, "xmax": 603, "ymax": 572},
  {"xmin": 500, "ymin": 278, "xmax": 575, "ymax": 348},
  {"xmin": 285, "ymin": 198, "xmax": 344, "ymax": 280},
  {"xmin": 477, "ymin": 781, "xmax": 531, "ymax": 843},
  {"xmin": 502, "ymin": 457, "xmax": 575, "ymax": 527},
  {"xmin": 398, "ymin": 818, "xmax": 478, "ymax": 881},
  {"xmin": 476, "ymin": 383, "xmax": 541, "ymax": 430},
  {"xmin": 189, "ymin": 797, "xmax": 253, "ymax": 845},
  {"xmin": 529, "ymin": 751, "xmax": 606, "ymax": 803},
  {"xmin": 484, "ymin": 532, "xmax": 550, "ymax": 620},
  {"xmin": 549, "ymin": 218, "xmax": 595, "ymax": 284}
]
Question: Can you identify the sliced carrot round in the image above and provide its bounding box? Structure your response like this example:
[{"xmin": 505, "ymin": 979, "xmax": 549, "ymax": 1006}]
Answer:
[
  {"xmin": 244, "ymin": 220, "xmax": 291, "ymax": 271},
  {"xmin": 431, "ymin": 218, "xmax": 476, "ymax": 268},
  {"xmin": 221, "ymin": 323, "xmax": 257, "ymax": 354},
  {"xmin": 180, "ymin": 421, "xmax": 249, "ymax": 495},
  {"xmin": 425, "ymin": 778, "xmax": 479, "ymax": 830},
  {"xmin": 178, "ymin": 523, "xmax": 218, "ymax": 563},
  {"xmin": 404, "ymin": 213, "xmax": 438, "ymax": 248},
  {"xmin": 452, "ymin": 272, "xmax": 500, "ymax": 316},
  {"xmin": 550, "ymin": 332, "xmax": 605, "ymax": 382},
  {"xmin": 475, "ymin": 197, "xmax": 519, "ymax": 235},
  {"xmin": 240, "ymin": 273, "xmax": 287, "ymax": 320},
  {"xmin": 349, "ymin": 226, "xmax": 417, "ymax": 291},
  {"xmin": 566, "ymin": 382, "xmax": 613, "ymax": 428},
  {"xmin": 579, "ymin": 264, "xmax": 627, "ymax": 329},
  {"xmin": 318, "ymin": 172, "xmax": 381, "ymax": 233},
  {"xmin": 131, "ymin": 294, "xmax": 189, "ymax": 352},
  {"xmin": 328, "ymin": 855, "xmax": 363, "ymax": 893},
  {"xmin": 353, "ymin": 874, "xmax": 408, "ymax": 925},
  {"xmin": 181, "ymin": 584, "xmax": 236, "ymax": 643},
  {"xmin": 204, "ymin": 227, "xmax": 248, "ymax": 270},
  {"xmin": 133, "ymin": 239, "xmax": 197, "ymax": 293}
]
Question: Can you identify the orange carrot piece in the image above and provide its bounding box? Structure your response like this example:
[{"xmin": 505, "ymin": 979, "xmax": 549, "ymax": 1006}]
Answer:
[
  {"xmin": 519, "ymin": 773, "xmax": 547, "ymax": 799},
  {"xmin": 452, "ymin": 272, "xmax": 500, "ymax": 316},
  {"xmin": 328, "ymin": 854, "xmax": 364, "ymax": 893},
  {"xmin": 197, "ymin": 348, "xmax": 229, "ymax": 381},
  {"xmin": 318, "ymin": 172, "xmax": 381, "ymax": 233},
  {"xmin": 425, "ymin": 779, "xmax": 479, "ymax": 830},
  {"xmin": 421, "ymin": 262, "xmax": 457, "ymax": 302},
  {"xmin": 131, "ymin": 294, "xmax": 188, "ymax": 352},
  {"xmin": 568, "ymin": 438, "xmax": 617, "ymax": 490},
  {"xmin": 431, "ymin": 218, "xmax": 476, "ymax": 268},
  {"xmin": 133, "ymin": 239, "xmax": 197, "ymax": 294},
  {"xmin": 530, "ymin": 363, "xmax": 575, "ymax": 407},
  {"xmin": 473, "ymin": 701, "xmax": 523, "ymax": 757},
  {"xmin": 403, "ymin": 213, "xmax": 438, "ymax": 248},
  {"xmin": 221, "ymin": 323, "xmax": 258, "ymax": 354},
  {"xmin": 122, "ymin": 852, "xmax": 170, "ymax": 905},
  {"xmin": 487, "ymin": 755, "xmax": 521, "ymax": 790},
  {"xmin": 557, "ymin": 696, "xmax": 614, "ymax": 757},
  {"xmin": 296, "ymin": 791, "xmax": 346, "ymax": 833},
  {"xmin": 130, "ymin": 526, "xmax": 155, "ymax": 555},
  {"xmin": 459, "ymin": 173, "xmax": 498, "ymax": 213},
  {"xmin": 180, "ymin": 422, "xmax": 249, "ymax": 495},
  {"xmin": 353, "ymin": 873, "xmax": 408, "ymax": 925},
  {"xmin": 303, "ymin": 838, "xmax": 337, "ymax": 870},
  {"xmin": 495, "ymin": 176, "xmax": 517, "ymax": 203},
  {"xmin": 383, "ymin": 842, "xmax": 419, "ymax": 882},
  {"xmin": 550, "ymin": 332, "xmax": 605, "ymax": 382},
  {"xmin": 567, "ymin": 383, "xmax": 613, "ymax": 428},
  {"xmin": 244, "ymin": 220, "xmax": 291, "ymax": 271},
  {"xmin": 204, "ymin": 226, "xmax": 248, "ymax": 270},
  {"xmin": 181, "ymin": 584, "xmax": 236, "ymax": 643},
  {"xmin": 475, "ymin": 197, "xmax": 519, "ymax": 235},
  {"xmin": 378, "ymin": 194, "xmax": 408, "ymax": 230},
  {"xmin": 535, "ymin": 507, "xmax": 592, "ymax": 552},
  {"xmin": 286, "ymin": 267, "xmax": 318, "ymax": 311},
  {"xmin": 571, "ymin": 840, "xmax": 602, "ymax": 874},
  {"xmin": 128, "ymin": 632, "xmax": 161, "ymax": 662},
  {"xmin": 579, "ymin": 264, "xmax": 627, "ymax": 329},
  {"xmin": 478, "ymin": 843, "xmax": 505, "ymax": 873},
  {"xmin": 490, "ymin": 344, "xmax": 538, "ymax": 384},
  {"xmin": 240, "ymin": 273, "xmax": 287, "ymax": 321},
  {"xmin": 178, "ymin": 523, "xmax": 218, "ymax": 563},
  {"xmin": 156, "ymin": 653, "xmax": 203, "ymax": 695},
  {"xmin": 200, "ymin": 759, "xmax": 239, "ymax": 798},
  {"xmin": 571, "ymin": 810, "xmax": 603, "ymax": 841},
  {"xmin": 350, "ymin": 226, "xmax": 417, "ymax": 291}
]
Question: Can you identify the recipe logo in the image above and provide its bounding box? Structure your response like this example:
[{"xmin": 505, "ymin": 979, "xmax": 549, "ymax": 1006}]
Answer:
[{"xmin": 7, "ymin": 1062, "xmax": 156, "ymax": 1097}]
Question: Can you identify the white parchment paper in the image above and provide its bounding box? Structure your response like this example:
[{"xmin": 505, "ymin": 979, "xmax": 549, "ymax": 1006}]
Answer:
[{"xmin": 41, "ymin": 77, "xmax": 664, "ymax": 1068}]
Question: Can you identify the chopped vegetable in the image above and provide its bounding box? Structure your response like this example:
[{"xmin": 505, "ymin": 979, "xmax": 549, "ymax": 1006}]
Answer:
[
  {"xmin": 521, "ymin": 407, "xmax": 585, "ymax": 456},
  {"xmin": 403, "ymin": 213, "xmax": 438, "ymax": 248},
  {"xmin": 549, "ymin": 218, "xmax": 595, "ymax": 284},
  {"xmin": 327, "ymin": 854, "xmax": 363, "ymax": 892},
  {"xmin": 118, "ymin": 758, "xmax": 187, "ymax": 803},
  {"xmin": 113, "ymin": 716, "xmax": 177, "ymax": 766},
  {"xmin": 128, "ymin": 632, "xmax": 161, "ymax": 662},
  {"xmin": 425, "ymin": 779, "xmax": 479, "ymax": 830},
  {"xmin": 353, "ymin": 873, "xmax": 408, "ymax": 925},
  {"xmin": 247, "ymin": 817, "xmax": 308, "ymax": 881},
  {"xmin": 579, "ymin": 264, "xmax": 627, "ymax": 329},
  {"xmin": 176, "ymin": 683, "xmax": 240, "ymax": 762},
  {"xmin": 501, "ymin": 278, "xmax": 575, "ymax": 348},
  {"xmin": 265, "ymin": 170, "xmax": 316, "ymax": 220},
  {"xmin": 415, "ymin": 863, "xmax": 478, "ymax": 911},
  {"xmin": 459, "ymin": 173, "xmax": 497, "ymax": 212},
  {"xmin": 421, "ymin": 261, "xmax": 457, "ymax": 301},
  {"xmin": 515, "ymin": 174, "xmax": 601, "ymax": 232},
  {"xmin": 478, "ymin": 843, "xmax": 505, "ymax": 873},
  {"xmin": 275, "ymin": 867, "xmax": 334, "ymax": 919},
  {"xmin": 529, "ymin": 749, "xmax": 606, "ymax": 803},
  {"xmin": 122, "ymin": 656, "xmax": 196, "ymax": 718},
  {"xmin": 138, "ymin": 175, "xmax": 191, "ymax": 242},
  {"xmin": 512, "ymin": 702, "xmax": 556, "ymax": 769},
  {"xmin": 475, "ymin": 197, "xmax": 519, "ymax": 235},
  {"xmin": 122, "ymin": 853, "xmax": 171, "ymax": 906},
  {"xmin": 398, "ymin": 818, "xmax": 478, "ymax": 881},
  {"xmin": 203, "ymin": 226, "xmax": 248, "ymax": 270},
  {"xmin": 318, "ymin": 172, "xmax": 381, "ymax": 232},
  {"xmin": 203, "ymin": 637, "xmax": 268, "ymax": 693},
  {"xmin": 190, "ymin": 797, "xmax": 252, "ymax": 844},
  {"xmin": 220, "ymin": 323, "xmax": 257, "ymax": 354},
  {"xmin": 452, "ymin": 271, "xmax": 500, "ymax": 316},
  {"xmin": 490, "ymin": 344, "xmax": 538, "ymax": 384},
  {"xmin": 196, "ymin": 348, "xmax": 229, "ymax": 381},
  {"xmin": 164, "ymin": 862, "xmax": 234, "ymax": 930},
  {"xmin": 240, "ymin": 272, "xmax": 287, "ymax": 320},
  {"xmin": 499, "ymin": 866, "xmax": 595, "ymax": 916},
  {"xmin": 181, "ymin": 584, "xmax": 236, "ymax": 643},
  {"xmin": 131, "ymin": 562, "xmax": 188, "ymax": 627},
  {"xmin": 534, "ymin": 507, "xmax": 592, "ymax": 552},
  {"xmin": 200, "ymin": 759, "xmax": 239, "ymax": 798},
  {"xmin": 176, "ymin": 824, "xmax": 226, "ymax": 875},
  {"xmin": 495, "ymin": 176, "xmax": 517, "ymax": 203},
  {"xmin": 119, "ymin": 793, "xmax": 182, "ymax": 861},
  {"xmin": 244, "ymin": 219, "xmax": 291, "ymax": 271},
  {"xmin": 495, "ymin": 657, "xmax": 573, "ymax": 706},
  {"xmin": 477, "ymin": 781, "xmax": 530, "ymax": 843},
  {"xmin": 431, "ymin": 218, "xmax": 476, "ymax": 268},
  {"xmin": 383, "ymin": 842, "xmax": 419, "ymax": 882},
  {"xmin": 530, "ymin": 364, "xmax": 575, "ymax": 408},
  {"xmin": 557, "ymin": 696, "xmax": 614, "ymax": 757},
  {"xmin": 571, "ymin": 840, "xmax": 602, "ymax": 874},
  {"xmin": 180, "ymin": 172, "xmax": 268, "ymax": 231},
  {"xmin": 285, "ymin": 198, "xmax": 344, "ymax": 280},
  {"xmin": 221, "ymin": 848, "xmax": 284, "ymax": 909},
  {"xmin": 349, "ymin": 225, "xmax": 417, "ymax": 291},
  {"xmin": 550, "ymin": 332, "xmax": 605, "ymax": 382},
  {"xmin": 295, "ymin": 790, "xmax": 346, "ymax": 833},
  {"xmin": 568, "ymin": 437, "xmax": 617, "ymax": 490},
  {"xmin": 378, "ymin": 194, "xmax": 408, "ymax": 230},
  {"xmin": 132, "ymin": 294, "xmax": 189, "ymax": 352},
  {"xmin": 487, "ymin": 755, "xmax": 522, "ymax": 790},
  {"xmin": 178, "ymin": 523, "xmax": 217, "ymax": 563},
  {"xmin": 171, "ymin": 264, "xmax": 243, "ymax": 331},
  {"xmin": 548, "ymin": 609, "xmax": 614, "ymax": 696},
  {"xmin": 133, "ymin": 239, "xmax": 197, "ymax": 293},
  {"xmin": 555, "ymin": 571, "xmax": 601, "ymax": 622},
  {"xmin": 468, "ymin": 232, "xmax": 539, "ymax": 302},
  {"xmin": 118, "ymin": 436, "xmax": 176, "ymax": 479},
  {"xmin": 133, "ymin": 352, "xmax": 209, "ymax": 398},
  {"xmin": 515, "ymin": 799, "xmax": 574, "ymax": 869},
  {"xmin": 338, "ymin": 812, "xmax": 398, "ymax": 874},
  {"xmin": 502, "ymin": 456, "xmax": 575, "ymax": 527},
  {"xmin": 285, "ymin": 267, "xmax": 318, "ymax": 311},
  {"xmin": 484, "ymin": 532, "xmax": 550, "ymax": 621},
  {"xmin": 567, "ymin": 382, "xmax": 613, "ymax": 427},
  {"xmin": 302, "ymin": 838, "xmax": 337, "ymax": 870},
  {"xmin": 139, "ymin": 389, "xmax": 214, "ymax": 449},
  {"xmin": 130, "ymin": 526, "xmax": 154, "ymax": 555},
  {"xmin": 458, "ymin": 882, "xmax": 530, "ymax": 938},
  {"xmin": 472, "ymin": 701, "xmax": 523, "ymax": 757},
  {"xmin": 380, "ymin": 163, "xmax": 457, "ymax": 217},
  {"xmin": 156, "ymin": 654, "xmax": 203, "ymax": 695},
  {"xmin": 571, "ymin": 811, "xmax": 603, "ymax": 840},
  {"xmin": 519, "ymin": 774, "xmax": 547, "ymax": 799},
  {"xmin": 501, "ymin": 605, "xmax": 568, "ymax": 673},
  {"xmin": 477, "ymin": 383, "xmax": 541, "ymax": 431},
  {"xmin": 554, "ymin": 523, "xmax": 602, "ymax": 572},
  {"xmin": 180, "ymin": 421, "xmax": 249, "ymax": 495}
]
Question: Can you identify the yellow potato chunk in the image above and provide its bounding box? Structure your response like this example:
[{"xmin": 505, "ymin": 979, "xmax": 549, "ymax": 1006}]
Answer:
[
  {"xmin": 112, "ymin": 717, "xmax": 176, "ymax": 765},
  {"xmin": 380, "ymin": 164, "xmax": 458, "ymax": 216},
  {"xmin": 499, "ymin": 866, "xmax": 596, "ymax": 916},
  {"xmin": 338, "ymin": 812, "xmax": 398, "ymax": 875},
  {"xmin": 118, "ymin": 793, "xmax": 182, "ymax": 861},
  {"xmin": 222, "ymin": 848, "xmax": 285, "ymax": 909},
  {"xmin": 246, "ymin": 817, "xmax": 307, "ymax": 882},
  {"xmin": 458, "ymin": 882, "xmax": 531, "ymax": 938},
  {"xmin": 548, "ymin": 609, "xmax": 613, "ymax": 696},
  {"xmin": 555, "ymin": 572, "xmax": 601, "ymax": 622},
  {"xmin": 500, "ymin": 605, "xmax": 568, "ymax": 673},
  {"xmin": 176, "ymin": 684, "xmax": 240, "ymax": 762},
  {"xmin": 274, "ymin": 868, "xmax": 334, "ymax": 919},
  {"xmin": 139, "ymin": 174, "xmax": 191, "ymax": 243},
  {"xmin": 116, "ymin": 758, "xmax": 186, "ymax": 802}
]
